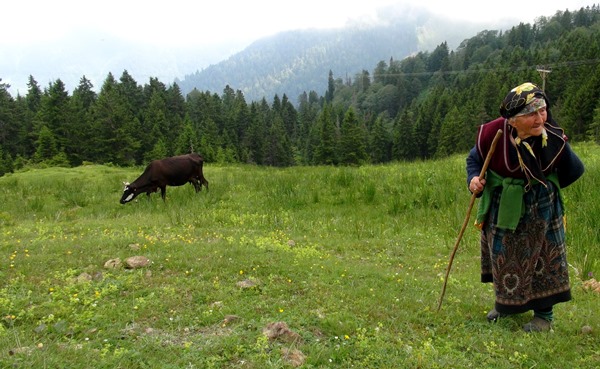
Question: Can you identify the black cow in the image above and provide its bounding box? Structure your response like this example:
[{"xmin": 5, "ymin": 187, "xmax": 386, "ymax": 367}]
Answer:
[{"xmin": 120, "ymin": 153, "xmax": 209, "ymax": 204}]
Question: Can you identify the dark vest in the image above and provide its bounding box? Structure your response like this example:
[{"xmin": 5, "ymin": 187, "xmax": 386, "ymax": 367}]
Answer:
[{"xmin": 475, "ymin": 117, "xmax": 567, "ymax": 181}]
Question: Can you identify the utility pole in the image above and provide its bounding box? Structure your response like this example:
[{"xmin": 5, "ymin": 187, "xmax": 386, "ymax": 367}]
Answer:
[{"xmin": 536, "ymin": 66, "xmax": 552, "ymax": 91}]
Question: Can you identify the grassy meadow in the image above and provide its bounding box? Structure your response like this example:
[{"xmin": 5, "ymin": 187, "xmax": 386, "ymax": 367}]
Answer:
[{"xmin": 1, "ymin": 144, "xmax": 599, "ymax": 368}]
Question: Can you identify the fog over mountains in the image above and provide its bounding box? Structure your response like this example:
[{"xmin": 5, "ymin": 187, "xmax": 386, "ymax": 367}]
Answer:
[
  {"xmin": 175, "ymin": 9, "xmax": 499, "ymax": 102},
  {"xmin": 2, "ymin": 5, "xmax": 515, "ymax": 101},
  {"xmin": 2, "ymin": 31, "xmax": 246, "ymax": 97}
]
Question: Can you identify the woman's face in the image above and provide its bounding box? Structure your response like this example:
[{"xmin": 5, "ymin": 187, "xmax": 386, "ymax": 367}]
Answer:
[{"xmin": 510, "ymin": 107, "xmax": 547, "ymax": 139}]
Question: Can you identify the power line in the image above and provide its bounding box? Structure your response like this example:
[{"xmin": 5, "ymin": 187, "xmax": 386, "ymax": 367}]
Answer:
[{"xmin": 365, "ymin": 58, "xmax": 600, "ymax": 78}]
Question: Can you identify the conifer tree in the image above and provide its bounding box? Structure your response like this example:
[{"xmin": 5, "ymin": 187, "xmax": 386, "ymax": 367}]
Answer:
[
  {"xmin": 325, "ymin": 70, "xmax": 335, "ymax": 103},
  {"xmin": 338, "ymin": 108, "xmax": 368, "ymax": 165},
  {"xmin": 221, "ymin": 86, "xmax": 241, "ymax": 152},
  {"xmin": 91, "ymin": 73, "xmax": 140, "ymax": 165},
  {"xmin": 244, "ymin": 104, "xmax": 267, "ymax": 164},
  {"xmin": 0, "ymin": 80, "xmax": 16, "ymax": 154},
  {"xmin": 19, "ymin": 76, "xmax": 42, "ymax": 157},
  {"xmin": 0, "ymin": 145, "xmax": 8, "ymax": 176},
  {"xmin": 34, "ymin": 125, "xmax": 58, "ymax": 162},
  {"xmin": 220, "ymin": 128, "xmax": 239, "ymax": 163},
  {"xmin": 586, "ymin": 105, "xmax": 600, "ymax": 144},
  {"xmin": 67, "ymin": 76, "xmax": 96, "ymax": 165},
  {"xmin": 369, "ymin": 115, "xmax": 392, "ymax": 163},
  {"xmin": 230, "ymin": 90, "xmax": 250, "ymax": 161},
  {"xmin": 426, "ymin": 88, "xmax": 452, "ymax": 156},
  {"xmin": 198, "ymin": 118, "xmax": 220, "ymax": 162},
  {"xmin": 37, "ymin": 79, "xmax": 70, "ymax": 158},
  {"xmin": 165, "ymin": 83, "xmax": 186, "ymax": 122},
  {"xmin": 560, "ymin": 68, "xmax": 600, "ymax": 141},
  {"xmin": 118, "ymin": 71, "xmax": 145, "ymax": 163},
  {"xmin": 144, "ymin": 90, "xmax": 170, "ymax": 154},
  {"xmin": 265, "ymin": 116, "xmax": 294, "ymax": 167},
  {"xmin": 0, "ymin": 149, "xmax": 14, "ymax": 176},
  {"xmin": 280, "ymin": 94, "xmax": 298, "ymax": 142},
  {"xmin": 297, "ymin": 91, "xmax": 320, "ymax": 164},
  {"xmin": 174, "ymin": 116, "xmax": 199, "ymax": 155},
  {"xmin": 25, "ymin": 75, "xmax": 42, "ymax": 113},
  {"xmin": 436, "ymin": 106, "xmax": 463, "ymax": 157},
  {"xmin": 428, "ymin": 42, "xmax": 450, "ymax": 72},
  {"xmin": 392, "ymin": 109, "xmax": 418, "ymax": 161},
  {"xmin": 412, "ymin": 104, "xmax": 433, "ymax": 159},
  {"xmin": 373, "ymin": 61, "xmax": 388, "ymax": 84},
  {"xmin": 145, "ymin": 138, "xmax": 168, "ymax": 163},
  {"xmin": 313, "ymin": 104, "xmax": 338, "ymax": 165}
]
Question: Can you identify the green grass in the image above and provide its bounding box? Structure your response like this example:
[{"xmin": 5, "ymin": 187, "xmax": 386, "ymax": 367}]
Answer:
[{"xmin": 1, "ymin": 145, "xmax": 599, "ymax": 368}]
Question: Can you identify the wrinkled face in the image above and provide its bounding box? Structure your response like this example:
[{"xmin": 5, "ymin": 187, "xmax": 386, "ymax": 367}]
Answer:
[
  {"xmin": 510, "ymin": 106, "xmax": 547, "ymax": 139},
  {"xmin": 120, "ymin": 182, "xmax": 137, "ymax": 204}
]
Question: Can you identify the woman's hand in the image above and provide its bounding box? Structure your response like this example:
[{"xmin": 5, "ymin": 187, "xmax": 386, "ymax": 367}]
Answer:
[{"xmin": 469, "ymin": 176, "xmax": 486, "ymax": 194}]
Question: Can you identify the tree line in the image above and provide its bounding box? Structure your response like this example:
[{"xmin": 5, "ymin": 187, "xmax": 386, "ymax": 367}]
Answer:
[{"xmin": 1, "ymin": 5, "xmax": 599, "ymax": 176}]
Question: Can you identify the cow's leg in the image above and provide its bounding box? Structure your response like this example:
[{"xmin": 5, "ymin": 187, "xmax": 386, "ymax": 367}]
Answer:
[
  {"xmin": 160, "ymin": 186, "xmax": 167, "ymax": 201},
  {"xmin": 189, "ymin": 179, "xmax": 201, "ymax": 192},
  {"xmin": 146, "ymin": 186, "xmax": 158, "ymax": 200},
  {"xmin": 202, "ymin": 176, "xmax": 209, "ymax": 191}
]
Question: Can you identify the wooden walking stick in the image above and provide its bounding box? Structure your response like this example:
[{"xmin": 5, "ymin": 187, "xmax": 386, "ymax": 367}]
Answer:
[{"xmin": 437, "ymin": 129, "xmax": 503, "ymax": 312}]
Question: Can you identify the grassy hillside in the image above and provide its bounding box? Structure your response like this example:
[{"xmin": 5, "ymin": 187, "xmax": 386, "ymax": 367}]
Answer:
[{"xmin": 1, "ymin": 144, "xmax": 599, "ymax": 368}]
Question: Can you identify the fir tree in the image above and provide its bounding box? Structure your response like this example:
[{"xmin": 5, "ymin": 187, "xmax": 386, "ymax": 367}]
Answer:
[
  {"xmin": 34, "ymin": 125, "xmax": 58, "ymax": 162},
  {"xmin": 37, "ymin": 79, "xmax": 70, "ymax": 158},
  {"xmin": 325, "ymin": 70, "xmax": 335, "ymax": 103},
  {"xmin": 313, "ymin": 104, "xmax": 338, "ymax": 165},
  {"xmin": 338, "ymin": 108, "xmax": 368, "ymax": 165},
  {"xmin": 91, "ymin": 73, "xmax": 140, "ymax": 165},
  {"xmin": 265, "ymin": 116, "xmax": 294, "ymax": 167},
  {"xmin": 145, "ymin": 138, "xmax": 168, "ymax": 163},
  {"xmin": 67, "ymin": 76, "xmax": 96, "ymax": 165},
  {"xmin": 369, "ymin": 115, "xmax": 392, "ymax": 163},
  {"xmin": 392, "ymin": 109, "xmax": 418, "ymax": 161},
  {"xmin": 174, "ymin": 116, "xmax": 199, "ymax": 155}
]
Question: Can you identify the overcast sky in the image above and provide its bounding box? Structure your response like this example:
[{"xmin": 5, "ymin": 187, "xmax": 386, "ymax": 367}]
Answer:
[
  {"xmin": 1, "ymin": 0, "xmax": 595, "ymax": 94},
  {"xmin": 3, "ymin": 0, "xmax": 593, "ymax": 46}
]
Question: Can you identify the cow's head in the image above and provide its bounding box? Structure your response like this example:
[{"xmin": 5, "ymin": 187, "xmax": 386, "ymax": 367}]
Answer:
[{"xmin": 120, "ymin": 182, "xmax": 139, "ymax": 204}]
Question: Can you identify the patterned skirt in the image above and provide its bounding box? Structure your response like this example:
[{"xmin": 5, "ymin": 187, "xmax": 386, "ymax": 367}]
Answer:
[{"xmin": 480, "ymin": 180, "xmax": 571, "ymax": 314}]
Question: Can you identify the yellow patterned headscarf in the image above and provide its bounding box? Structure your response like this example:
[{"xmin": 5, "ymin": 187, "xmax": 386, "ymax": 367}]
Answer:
[{"xmin": 499, "ymin": 82, "xmax": 547, "ymax": 119}]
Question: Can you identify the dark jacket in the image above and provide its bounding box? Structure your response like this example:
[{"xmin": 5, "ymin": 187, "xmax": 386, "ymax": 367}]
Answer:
[{"xmin": 466, "ymin": 117, "xmax": 584, "ymax": 190}]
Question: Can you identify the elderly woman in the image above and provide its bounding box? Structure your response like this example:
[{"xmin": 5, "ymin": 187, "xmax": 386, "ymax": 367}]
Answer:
[{"xmin": 466, "ymin": 82, "xmax": 584, "ymax": 332}]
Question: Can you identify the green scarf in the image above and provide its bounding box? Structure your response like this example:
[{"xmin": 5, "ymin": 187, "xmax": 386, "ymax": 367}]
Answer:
[{"xmin": 475, "ymin": 170, "xmax": 561, "ymax": 230}]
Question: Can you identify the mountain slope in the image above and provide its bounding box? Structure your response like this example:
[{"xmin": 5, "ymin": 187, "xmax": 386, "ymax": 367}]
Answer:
[{"xmin": 175, "ymin": 12, "xmax": 497, "ymax": 103}]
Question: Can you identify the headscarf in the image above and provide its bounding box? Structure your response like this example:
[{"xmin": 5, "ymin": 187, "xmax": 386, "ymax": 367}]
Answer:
[
  {"xmin": 499, "ymin": 82, "xmax": 548, "ymax": 119},
  {"xmin": 499, "ymin": 82, "xmax": 559, "ymax": 189},
  {"xmin": 514, "ymin": 97, "xmax": 546, "ymax": 117}
]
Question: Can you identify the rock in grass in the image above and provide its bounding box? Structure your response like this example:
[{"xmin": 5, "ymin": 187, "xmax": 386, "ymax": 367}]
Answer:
[
  {"xmin": 281, "ymin": 347, "xmax": 306, "ymax": 367},
  {"xmin": 581, "ymin": 325, "xmax": 593, "ymax": 335},
  {"xmin": 104, "ymin": 258, "xmax": 122, "ymax": 269},
  {"xmin": 222, "ymin": 315, "xmax": 241, "ymax": 326},
  {"xmin": 125, "ymin": 256, "xmax": 151, "ymax": 269},
  {"xmin": 582, "ymin": 278, "xmax": 600, "ymax": 293},
  {"xmin": 75, "ymin": 272, "xmax": 92, "ymax": 283},
  {"xmin": 236, "ymin": 278, "xmax": 260, "ymax": 289},
  {"xmin": 263, "ymin": 321, "xmax": 303, "ymax": 343}
]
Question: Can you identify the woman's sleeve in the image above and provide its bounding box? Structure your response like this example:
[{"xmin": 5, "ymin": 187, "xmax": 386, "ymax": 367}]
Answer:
[
  {"xmin": 557, "ymin": 143, "xmax": 585, "ymax": 188},
  {"xmin": 466, "ymin": 146, "xmax": 483, "ymax": 186}
]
